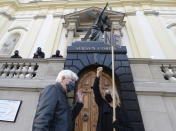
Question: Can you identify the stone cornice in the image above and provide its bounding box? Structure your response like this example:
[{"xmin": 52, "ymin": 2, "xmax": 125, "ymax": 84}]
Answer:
[
  {"xmin": 0, "ymin": 0, "xmax": 176, "ymax": 10},
  {"xmin": 33, "ymin": 14, "xmax": 47, "ymax": 19},
  {"xmin": 0, "ymin": 11, "xmax": 15, "ymax": 20},
  {"xmin": 0, "ymin": 57, "xmax": 66, "ymax": 63},
  {"xmin": 144, "ymin": 10, "xmax": 159, "ymax": 16},
  {"xmin": 125, "ymin": 11, "xmax": 136, "ymax": 16},
  {"xmin": 135, "ymin": 81, "xmax": 176, "ymax": 96},
  {"xmin": 129, "ymin": 58, "xmax": 176, "ymax": 65}
]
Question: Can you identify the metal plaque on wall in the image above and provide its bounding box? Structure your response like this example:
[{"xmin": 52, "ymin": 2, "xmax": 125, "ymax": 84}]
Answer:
[{"xmin": 0, "ymin": 100, "xmax": 22, "ymax": 122}]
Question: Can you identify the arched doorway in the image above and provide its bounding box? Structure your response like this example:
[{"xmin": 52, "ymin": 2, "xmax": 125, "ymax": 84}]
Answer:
[{"xmin": 75, "ymin": 70, "xmax": 118, "ymax": 131}]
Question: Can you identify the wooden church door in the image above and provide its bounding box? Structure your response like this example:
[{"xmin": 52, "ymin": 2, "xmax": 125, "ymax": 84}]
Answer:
[{"xmin": 75, "ymin": 71, "xmax": 115, "ymax": 131}]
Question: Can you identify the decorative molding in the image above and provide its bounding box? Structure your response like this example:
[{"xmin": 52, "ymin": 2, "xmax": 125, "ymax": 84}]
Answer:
[
  {"xmin": 34, "ymin": 14, "xmax": 47, "ymax": 19},
  {"xmin": 1, "ymin": 0, "xmax": 176, "ymax": 9},
  {"xmin": 29, "ymin": 0, "xmax": 42, "ymax": 3},
  {"xmin": 129, "ymin": 58, "xmax": 176, "ymax": 64},
  {"xmin": 125, "ymin": 11, "xmax": 136, "ymax": 16},
  {"xmin": 8, "ymin": 26, "xmax": 28, "ymax": 32},
  {"xmin": 0, "ymin": 12, "xmax": 15, "ymax": 20},
  {"xmin": 144, "ymin": 10, "xmax": 159, "ymax": 15},
  {"xmin": 158, "ymin": 12, "xmax": 176, "ymax": 15},
  {"xmin": 0, "ymin": 11, "xmax": 60, "ymax": 20},
  {"xmin": 166, "ymin": 23, "xmax": 176, "ymax": 29},
  {"xmin": 53, "ymin": 14, "xmax": 63, "ymax": 18},
  {"xmin": 135, "ymin": 81, "xmax": 176, "ymax": 96}
]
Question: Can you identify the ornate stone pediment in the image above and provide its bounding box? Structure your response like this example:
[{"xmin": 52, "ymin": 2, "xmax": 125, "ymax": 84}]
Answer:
[{"xmin": 64, "ymin": 7, "xmax": 125, "ymax": 31}]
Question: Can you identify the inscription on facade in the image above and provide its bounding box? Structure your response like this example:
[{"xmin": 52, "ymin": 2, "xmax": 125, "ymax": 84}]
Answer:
[{"xmin": 76, "ymin": 46, "xmax": 119, "ymax": 51}]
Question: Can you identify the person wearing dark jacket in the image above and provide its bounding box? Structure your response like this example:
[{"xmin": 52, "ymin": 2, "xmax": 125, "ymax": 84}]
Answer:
[
  {"xmin": 51, "ymin": 50, "xmax": 63, "ymax": 58},
  {"xmin": 32, "ymin": 70, "xmax": 83, "ymax": 131},
  {"xmin": 11, "ymin": 50, "xmax": 22, "ymax": 58},
  {"xmin": 92, "ymin": 67, "xmax": 133, "ymax": 131},
  {"xmin": 33, "ymin": 47, "xmax": 45, "ymax": 58}
]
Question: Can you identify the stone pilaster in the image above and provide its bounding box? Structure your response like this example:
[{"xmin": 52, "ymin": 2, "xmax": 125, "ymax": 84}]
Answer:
[
  {"xmin": 66, "ymin": 22, "xmax": 77, "ymax": 46},
  {"xmin": 63, "ymin": 17, "xmax": 78, "ymax": 57},
  {"xmin": 109, "ymin": 15, "xmax": 125, "ymax": 46}
]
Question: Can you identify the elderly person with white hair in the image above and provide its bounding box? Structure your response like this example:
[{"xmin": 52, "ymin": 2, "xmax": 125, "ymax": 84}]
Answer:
[{"xmin": 32, "ymin": 70, "xmax": 83, "ymax": 131}]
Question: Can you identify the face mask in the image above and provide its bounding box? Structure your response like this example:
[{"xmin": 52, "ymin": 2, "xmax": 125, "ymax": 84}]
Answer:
[
  {"xmin": 105, "ymin": 94, "xmax": 112, "ymax": 103},
  {"xmin": 66, "ymin": 82, "xmax": 75, "ymax": 92}
]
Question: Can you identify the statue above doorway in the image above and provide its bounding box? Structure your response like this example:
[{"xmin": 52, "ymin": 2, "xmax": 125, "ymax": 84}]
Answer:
[
  {"xmin": 83, "ymin": 2, "xmax": 111, "ymax": 41},
  {"xmin": 64, "ymin": 4, "xmax": 125, "ymax": 44}
]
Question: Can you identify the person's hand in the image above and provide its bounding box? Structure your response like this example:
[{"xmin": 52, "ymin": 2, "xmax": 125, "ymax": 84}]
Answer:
[
  {"xmin": 76, "ymin": 89, "xmax": 83, "ymax": 103},
  {"xmin": 97, "ymin": 67, "xmax": 103, "ymax": 77}
]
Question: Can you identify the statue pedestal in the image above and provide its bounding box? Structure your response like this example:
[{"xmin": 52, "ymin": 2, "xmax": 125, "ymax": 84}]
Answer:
[
  {"xmin": 65, "ymin": 41, "xmax": 127, "ymax": 74},
  {"xmin": 67, "ymin": 41, "xmax": 127, "ymax": 54}
]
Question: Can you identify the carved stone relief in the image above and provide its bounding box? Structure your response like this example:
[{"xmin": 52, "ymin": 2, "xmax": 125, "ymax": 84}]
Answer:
[{"xmin": 0, "ymin": 33, "xmax": 20, "ymax": 56}]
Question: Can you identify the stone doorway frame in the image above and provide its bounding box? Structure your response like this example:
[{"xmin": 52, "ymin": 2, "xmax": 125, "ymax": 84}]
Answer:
[{"xmin": 64, "ymin": 41, "xmax": 145, "ymax": 131}]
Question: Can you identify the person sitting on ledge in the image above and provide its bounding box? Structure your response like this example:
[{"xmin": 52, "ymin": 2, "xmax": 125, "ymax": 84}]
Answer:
[
  {"xmin": 51, "ymin": 50, "xmax": 63, "ymax": 58},
  {"xmin": 11, "ymin": 50, "xmax": 22, "ymax": 58},
  {"xmin": 33, "ymin": 47, "xmax": 45, "ymax": 58}
]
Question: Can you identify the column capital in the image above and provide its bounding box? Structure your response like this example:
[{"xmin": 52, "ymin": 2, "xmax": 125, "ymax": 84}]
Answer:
[
  {"xmin": 108, "ymin": 15, "xmax": 126, "ymax": 30},
  {"xmin": 65, "ymin": 22, "xmax": 77, "ymax": 37},
  {"xmin": 64, "ymin": 16, "xmax": 79, "ymax": 37}
]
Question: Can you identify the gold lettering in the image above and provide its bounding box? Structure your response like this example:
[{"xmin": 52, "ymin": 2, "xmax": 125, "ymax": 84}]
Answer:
[
  {"xmin": 76, "ymin": 47, "xmax": 81, "ymax": 50},
  {"xmin": 76, "ymin": 46, "xmax": 115, "ymax": 51},
  {"xmin": 92, "ymin": 47, "xmax": 95, "ymax": 50}
]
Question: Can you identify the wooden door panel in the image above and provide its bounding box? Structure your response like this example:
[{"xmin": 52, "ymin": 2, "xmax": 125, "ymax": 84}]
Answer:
[{"xmin": 75, "ymin": 71, "xmax": 114, "ymax": 131}]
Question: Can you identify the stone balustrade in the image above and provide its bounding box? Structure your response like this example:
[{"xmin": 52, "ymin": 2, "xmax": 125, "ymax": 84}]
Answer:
[
  {"xmin": 0, "ymin": 58, "xmax": 175, "ymax": 85},
  {"xmin": 0, "ymin": 58, "xmax": 65, "ymax": 81},
  {"xmin": 129, "ymin": 58, "xmax": 176, "ymax": 84},
  {"xmin": 0, "ymin": 62, "xmax": 38, "ymax": 79},
  {"xmin": 161, "ymin": 64, "xmax": 176, "ymax": 82}
]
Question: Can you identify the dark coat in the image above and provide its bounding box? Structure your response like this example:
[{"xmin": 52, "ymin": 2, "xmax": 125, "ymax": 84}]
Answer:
[
  {"xmin": 51, "ymin": 55, "xmax": 63, "ymax": 58},
  {"xmin": 11, "ymin": 55, "xmax": 22, "ymax": 58},
  {"xmin": 92, "ymin": 77, "xmax": 133, "ymax": 131},
  {"xmin": 33, "ymin": 52, "xmax": 45, "ymax": 58},
  {"xmin": 32, "ymin": 82, "xmax": 83, "ymax": 131}
]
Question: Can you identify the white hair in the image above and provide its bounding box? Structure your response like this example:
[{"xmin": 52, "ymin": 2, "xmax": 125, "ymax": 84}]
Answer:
[{"xmin": 56, "ymin": 70, "xmax": 78, "ymax": 83}]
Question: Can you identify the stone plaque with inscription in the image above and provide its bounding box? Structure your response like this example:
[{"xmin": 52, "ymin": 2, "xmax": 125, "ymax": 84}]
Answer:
[{"xmin": 0, "ymin": 100, "xmax": 22, "ymax": 122}]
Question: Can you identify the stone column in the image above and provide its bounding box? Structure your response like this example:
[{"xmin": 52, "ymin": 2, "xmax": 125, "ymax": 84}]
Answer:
[
  {"xmin": 63, "ymin": 21, "xmax": 77, "ymax": 57},
  {"xmin": 108, "ymin": 15, "xmax": 125, "ymax": 46},
  {"xmin": 111, "ymin": 21, "xmax": 123, "ymax": 46},
  {"xmin": 67, "ymin": 22, "xmax": 76, "ymax": 46},
  {"xmin": 112, "ymin": 22, "xmax": 122, "ymax": 36}
]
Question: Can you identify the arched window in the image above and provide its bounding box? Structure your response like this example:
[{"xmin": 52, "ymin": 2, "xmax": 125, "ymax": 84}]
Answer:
[{"xmin": 0, "ymin": 33, "xmax": 20, "ymax": 55}]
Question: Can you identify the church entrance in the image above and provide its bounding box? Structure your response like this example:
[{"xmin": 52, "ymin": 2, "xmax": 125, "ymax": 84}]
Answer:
[
  {"xmin": 75, "ymin": 70, "xmax": 117, "ymax": 131},
  {"xmin": 64, "ymin": 40, "xmax": 145, "ymax": 131}
]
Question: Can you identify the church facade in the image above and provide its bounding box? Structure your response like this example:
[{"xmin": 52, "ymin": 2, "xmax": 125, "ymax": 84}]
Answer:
[{"xmin": 0, "ymin": 0, "xmax": 176, "ymax": 131}]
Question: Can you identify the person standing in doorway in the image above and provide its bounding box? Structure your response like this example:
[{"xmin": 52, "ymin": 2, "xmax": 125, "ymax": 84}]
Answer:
[{"xmin": 92, "ymin": 67, "xmax": 133, "ymax": 131}]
